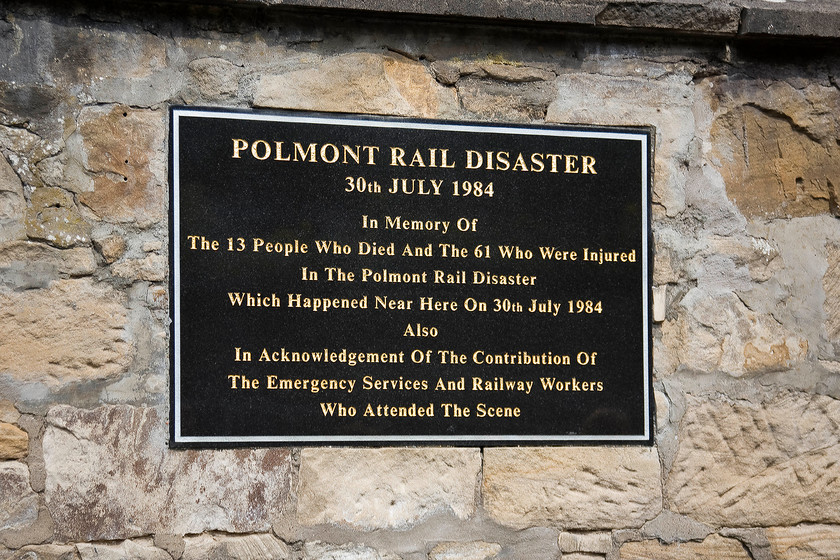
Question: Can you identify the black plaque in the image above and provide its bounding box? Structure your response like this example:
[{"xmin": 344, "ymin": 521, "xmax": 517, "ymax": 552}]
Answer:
[{"xmin": 170, "ymin": 107, "xmax": 653, "ymax": 446}]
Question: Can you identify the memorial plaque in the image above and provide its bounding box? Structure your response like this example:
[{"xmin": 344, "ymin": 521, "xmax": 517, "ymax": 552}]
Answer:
[{"xmin": 169, "ymin": 107, "xmax": 653, "ymax": 446}]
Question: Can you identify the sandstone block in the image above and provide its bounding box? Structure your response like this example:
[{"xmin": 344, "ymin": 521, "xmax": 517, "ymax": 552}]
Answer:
[
  {"xmin": 457, "ymin": 78, "xmax": 555, "ymax": 122},
  {"xmin": 93, "ymin": 235, "xmax": 126, "ymax": 264},
  {"xmin": 76, "ymin": 539, "xmax": 170, "ymax": 560},
  {"xmin": 254, "ymin": 53, "xmax": 458, "ymax": 118},
  {"xmin": 110, "ymin": 253, "xmax": 167, "ymax": 282},
  {"xmin": 483, "ymin": 447, "xmax": 661, "ymax": 530},
  {"xmin": 0, "ymin": 154, "xmax": 25, "ymax": 243},
  {"xmin": 825, "ymin": 243, "xmax": 840, "ymax": 349},
  {"xmin": 182, "ymin": 533, "xmax": 289, "ymax": 560},
  {"xmin": 667, "ymin": 393, "xmax": 840, "ymax": 526},
  {"xmin": 766, "ymin": 525, "xmax": 840, "ymax": 559},
  {"xmin": 429, "ymin": 541, "xmax": 502, "ymax": 560},
  {"xmin": 0, "ymin": 400, "xmax": 19, "ymax": 424},
  {"xmin": 6, "ymin": 544, "xmax": 77, "ymax": 560},
  {"xmin": 709, "ymin": 79, "xmax": 840, "ymax": 219},
  {"xmin": 75, "ymin": 105, "xmax": 165, "ymax": 226},
  {"xmin": 43, "ymin": 405, "xmax": 293, "ymax": 541},
  {"xmin": 673, "ymin": 289, "xmax": 807, "ymax": 376},
  {"xmin": 547, "ymin": 73, "xmax": 694, "ymax": 218},
  {"xmin": 0, "ymin": 462, "xmax": 39, "ymax": 532},
  {"xmin": 0, "ymin": 422, "xmax": 28, "ymax": 459},
  {"xmin": 188, "ymin": 57, "xmax": 243, "ymax": 99},
  {"xmin": 298, "ymin": 447, "xmax": 480, "ymax": 530},
  {"xmin": 302, "ymin": 541, "xmax": 402, "ymax": 560},
  {"xmin": 557, "ymin": 532, "xmax": 611, "ymax": 553},
  {"xmin": 25, "ymin": 187, "xmax": 90, "ymax": 248},
  {"xmin": 0, "ymin": 240, "xmax": 97, "ymax": 290},
  {"xmin": 0, "ymin": 278, "xmax": 131, "ymax": 386},
  {"xmin": 619, "ymin": 534, "xmax": 750, "ymax": 559}
]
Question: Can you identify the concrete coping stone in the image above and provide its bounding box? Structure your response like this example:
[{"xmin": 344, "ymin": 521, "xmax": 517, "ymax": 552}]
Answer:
[{"xmin": 159, "ymin": 0, "xmax": 840, "ymax": 40}]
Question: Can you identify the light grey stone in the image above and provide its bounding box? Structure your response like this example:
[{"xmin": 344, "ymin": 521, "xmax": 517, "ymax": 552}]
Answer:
[
  {"xmin": 76, "ymin": 539, "xmax": 170, "ymax": 560},
  {"xmin": 43, "ymin": 405, "xmax": 294, "ymax": 541},
  {"xmin": 0, "ymin": 461, "xmax": 39, "ymax": 532},
  {"xmin": 302, "ymin": 541, "xmax": 402, "ymax": 560},
  {"xmin": 298, "ymin": 448, "xmax": 480, "ymax": 530},
  {"xmin": 182, "ymin": 533, "xmax": 290, "ymax": 560}
]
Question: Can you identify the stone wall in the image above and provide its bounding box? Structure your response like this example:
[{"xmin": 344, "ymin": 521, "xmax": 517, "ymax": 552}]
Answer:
[{"xmin": 1, "ymin": 1, "xmax": 839, "ymax": 559}]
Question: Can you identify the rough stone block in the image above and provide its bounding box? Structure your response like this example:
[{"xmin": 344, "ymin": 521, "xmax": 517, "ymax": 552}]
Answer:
[
  {"xmin": 483, "ymin": 447, "xmax": 661, "ymax": 529},
  {"xmin": 672, "ymin": 289, "xmax": 808, "ymax": 376},
  {"xmin": 254, "ymin": 53, "xmax": 458, "ymax": 118},
  {"xmin": 43, "ymin": 405, "xmax": 293, "ymax": 541},
  {"xmin": 182, "ymin": 533, "xmax": 290, "ymax": 560},
  {"xmin": 457, "ymin": 78, "xmax": 556, "ymax": 122},
  {"xmin": 6, "ymin": 544, "xmax": 77, "ymax": 560},
  {"xmin": 25, "ymin": 187, "xmax": 90, "ymax": 249},
  {"xmin": 302, "ymin": 541, "xmax": 402, "ymax": 560},
  {"xmin": 0, "ymin": 461, "xmax": 39, "ymax": 532},
  {"xmin": 825, "ymin": 243, "xmax": 840, "ymax": 348},
  {"xmin": 667, "ymin": 393, "xmax": 840, "ymax": 526},
  {"xmin": 766, "ymin": 525, "xmax": 840, "ymax": 559},
  {"xmin": 429, "ymin": 541, "xmax": 502, "ymax": 560},
  {"xmin": 76, "ymin": 539, "xmax": 170, "ymax": 560},
  {"xmin": 0, "ymin": 154, "xmax": 25, "ymax": 243},
  {"xmin": 298, "ymin": 447, "xmax": 480, "ymax": 530},
  {"xmin": 74, "ymin": 105, "xmax": 166, "ymax": 226},
  {"xmin": 557, "ymin": 531, "xmax": 611, "ymax": 553},
  {"xmin": 709, "ymin": 79, "xmax": 840, "ymax": 219},
  {"xmin": 0, "ymin": 278, "xmax": 131, "ymax": 386},
  {"xmin": 619, "ymin": 534, "xmax": 750, "ymax": 559},
  {"xmin": 0, "ymin": 241, "xmax": 97, "ymax": 286},
  {"xmin": 547, "ymin": 73, "xmax": 694, "ymax": 218},
  {"xmin": 0, "ymin": 422, "xmax": 28, "ymax": 459}
]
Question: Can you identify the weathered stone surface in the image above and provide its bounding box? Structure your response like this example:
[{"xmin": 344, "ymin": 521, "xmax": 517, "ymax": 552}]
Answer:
[
  {"xmin": 93, "ymin": 235, "xmax": 126, "ymax": 264},
  {"xmin": 43, "ymin": 405, "xmax": 293, "ymax": 541},
  {"xmin": 73, "ymin": 106, "xmax": 165, "ymax": 226},
  {"xmin": 479, "ymin": 62, "xmax": 554, "ymax": 83},
  {"xmin": 111, "ymin": 253, "xmax": 166, "ymax": 282},
  {"xmin": 0, "ymin": 155, "xmax": 25, "ymax": 243},
  {"xmin": 428, "ymin": 541, "xmax": 502, "ymax": 560},
  {"xmin": 0, "ymin": 241, "xmax": 97, "ymax": 290},
  {"xmin": 0, "ymin": 400, "xmax": 19, "ymax": 424},
  {"xmin": 483, "ymin": 447, "xmax": 661, "ymax": 529},
  {"xmin": 670, "ymin": 289, "xmax": 808, "ymax": 376},
  {"xmin": 76, "ymin": 539, "xmax": 170, "ymax": 560},
  {"xmin": 254, "ymin": 53, "xmax": 458, "ymax": 118},
  {"xmin": 557, "ymin": 532, "xmax": 611, "ymax": 553},
  {"xmin": 766, "ymin": 525, "xmax": 840, "ymax": 559},
  {"xmin": 547, "ymin": 73, "xmax": 694, "ymax": 218},
  {"xmin": 619, "ymin": 534, "xmax": 750, "ymax": 559},
  {"xmin": 596, "ymin": 2, "xmax": 742, "ymax": 33},
  {"xmin": 25, "ymin": 187, "xmax": 90, "ymax": 249},
  {"xmin": 825, "ymin": 242, "xmax": 840, "ymax": 351},
  {"xmin": 0, "ymin": 278, "xmax": 131, "ymax": 385},
  {"xmin": 640, "ymin": 510, "xmax": 712, "ymax": 544},
  {"xmin": 7, "ymin": 544, "xmax": 78, "ymax": 560},
  {"xmin": 457, "ymin": 78, "xmax": 555, "ymax": 121},
  {"xmin": 298, "ymin": 448, "xmax": 480, "ymax": 530},
  {"xmin": 188, "ymin": 57, "xmax": 244, "ymax": 100},
  {"xmin": 710, "ymin": 79, "xmax": 840, "ymax": 219},
  {"xmin": 667, "ymin": 393, "xmax": 840, "ymax": 526},
  {"xmin": 182, "ymin": 533, "xmax": 290, "ymax": 560},
  {"xmin": 302, "ymin": 541, "xmax": 401, "ymax": 560},
  {"xmin": 0, "ymin": 422, "xmax": 28, "ymax": 459},
  {"xmin": 0, "ymin": 461, "xmax": 39, "ymax": 532}
]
